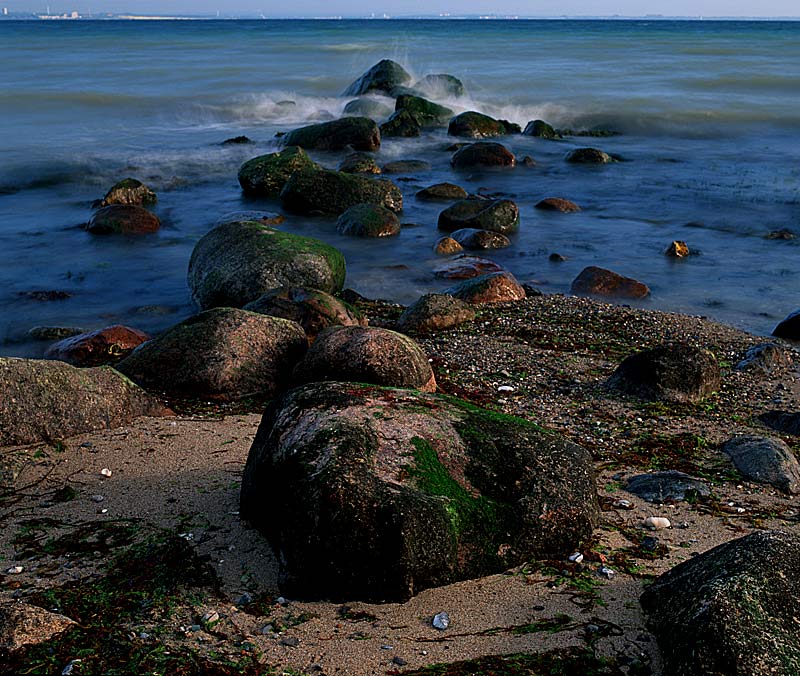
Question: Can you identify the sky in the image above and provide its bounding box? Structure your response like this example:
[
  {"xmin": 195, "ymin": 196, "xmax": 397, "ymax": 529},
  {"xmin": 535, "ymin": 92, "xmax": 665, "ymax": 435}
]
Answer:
[{"xmin": 8, "ymin": 0, "xmax": 800, "ymax": 16}]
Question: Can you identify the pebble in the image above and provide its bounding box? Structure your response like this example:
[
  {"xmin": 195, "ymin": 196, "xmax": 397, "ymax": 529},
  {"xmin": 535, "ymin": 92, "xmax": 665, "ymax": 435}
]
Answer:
[
  {"xmin": 276, "ymin": 596, "xmax": 287, "ymax": 605},
  {"xmin": 644, "ymin": 516, "xmax": 671, "ymax": 530},
  {"xmin": 91, "ymin": 495, "xmax": 105, "ymax": 503},
  {"xmin": 497, "ymin": 385, "xmax": 515, "ymax": 392},
  {"xmin": 99, "ymin": 468, "xmax": 112, "ymax": 477},
  {"xmin": 61, "ymin": 660, "xmax": 82, "ymax": 675},
  {"xmin": 280, "ymin": 636, "xmax": 300, "ymax": 647},
  {"xmin": 237, "ymin": 592, "xmax": 253, "ymax": 606},
  {"xmin": 432, "ymin": 611, "xmax": 450, "ymax": 630},
  {"xmin": 598, "ymin": 566, "xmax": 615, "ymax": 579},
  {"xmin": 392, "ymin": 656, "xmax": 408, "ymax": 666},
  {"xmin": 5, "ymin": 566, "xmax": 23, "ymax": 574},
  {"xmin": 613, "ymin": 498, "xmax": 634, "ymax": 509},
  {"xmin": 202, "ymin": 611, "xmax": 220, "ymax": 625},
  {"xmin": 568, "ymin": 552, "xmax": 584, "ymax": 563}
]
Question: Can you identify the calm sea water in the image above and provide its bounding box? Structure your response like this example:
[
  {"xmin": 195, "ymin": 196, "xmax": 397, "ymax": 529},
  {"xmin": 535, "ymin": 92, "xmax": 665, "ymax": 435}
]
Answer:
[{"xmin": 1, "ymin": 19, "xmax": 799, "ymax": 356}]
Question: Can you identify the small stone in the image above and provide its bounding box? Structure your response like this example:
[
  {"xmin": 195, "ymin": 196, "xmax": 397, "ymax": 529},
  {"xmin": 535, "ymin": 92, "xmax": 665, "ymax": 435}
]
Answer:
[
  {"xmin": 549, "ymin": 253, "xmax": 567, "ymax": 262},
  {"xmin": 62, "ymin": 660, "xmax": 82, "ymax": 676},
  {"xmin": 644, "ymin": 516, "xmax": 671, "ymax": 530},
  {"xmin": 613, "ymin": 498, "xmax": 633, "ymax": 509},
  {"xmin": 91, "ymin": 495, "xmax": 104, "ymax": 503},
  {"xmin": 280, "ymin": 636, "xmax": 300, "ymax": 647},
  {"xmin": 201, "ymin": 610, "xmax": 220, "ymax": 625},
  {"xmin": 497, "ymin": 385, "xmax": 515, "ymax": 393},
  {"xmin": 665, "ymin": 240, "xmax": 689, "ymax": 257},
  {"xmin": 261, "ymin": 624, "xmax": 274, "ymax": 634},
  {"xmin": 432, "ymin": 611, "xmax": 450, "ymax": 630},
  {"xmin": 276, "ymin": 596, "xmax": 287, "ymax": 605},
  {"xmin": 598, "ymin": 566, "xmax": 615, "ymax": 578},
  {"xmin": 6, "ymin": 566, "xmax": 23, "ymax": 574},
  {"xmin": 99, "ymin": 468, "xmax": 112, "ymax": 477},
  {"xmin": 393, "ymin": 656, "xmax": 408, "ymax": 666},
  {"xmin": 237, "ymin": 592, "xmax": 253, "ymax": 606},
  {"xmin": 568, "ymin": 552, "xmax": 584, "ymax": 564}
]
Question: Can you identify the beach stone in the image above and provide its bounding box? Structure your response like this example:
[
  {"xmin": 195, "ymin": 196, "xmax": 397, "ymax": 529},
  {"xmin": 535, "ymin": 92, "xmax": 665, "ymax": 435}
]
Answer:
[
  {"xmin": 238, "ymin": 146, "xmax": 321, "ymax": 197},
  {"xmin": 0, "ymin": 602, "xmax": 76, "ymax": 651},
  {"xmin": 772, "ymin": 309, "xmax": 800, "ymax": 340},
  {"xmin": 535, "ymin": 197, "xmax": 580, "ymax": 213},
  {"xmin": 395, "ymin": 294, "xmax": 476, "ymax": 335},
  {"xmin": 644, "ymin": 516, "xmax": 671, "ymax": 530},
  {"xmin": 759, "ymin": 410, "xmax": 800, "ymax": 436},
  {"xmin": 416, "ymin": 183, "xmax": 468, "ymax": 201},
  {"xmin": 448, "ymin": 111, "xmax": 518, "ymax": 139},
  {"xmin": 570, "ymin": 266, "xmax": 650, "ymax": 299},
  {"xmin": 565, "ymin": 147, "xmax": 613, "ymax": 164},
  {"xmin": 438, "ymin": 199, "xmax": 519, "ymax": 235},
  {"xmin": 445, "ymin": 271, "xmax": 526, "ymax": 305},
  {"xmin": 188, "ymin": 220, "xmax": 345, "ymax": 310},
  {"xmin": 44, "ymin": 324, "xmax": 151, "ymax": 367},
  {"xmin": 450, "ymin": 228, "xmax": 511, "ymax": 250},
  {"xmin": 343, "ymin": 59, "xmax": 412, "ymax": 97},
  {"xmin": 282, "ymin": 117, "xmax": 380, "ymax": 152},
  {"xmin": 549, "ymin": 253, "xmax": 567, "ymax": 262},
  {"xmin": 625, "ymin": 471, "xmax": 710, "ymax": 503},
  {"xmin": 606, "ymin": 342, "xmax": 721, "ymax": 403},
  {"xmin": 27, "ymin": 326, "xmax": 83, "ymax": 341},
  {"xmin": 523, "ymin": 119, "xmax": 561, "ymax": 139},
  {"xmin": 97, "ymin": 177, "xmax": 157, "ymax": 207},
  {"xmin": 664, "ymin": 240, "xmax": 690, "ymax": 257},
  {"xmin": 379, "ymin": 110, "xmax": 422, "ymax": 138},
  {"xmin": 765, "ymin": 228, "xmax": 796, "ymax": 240},
  {"xmin": 433, "ymin": 255, "xmax": 503, "ymax": 280},
  {"xmin": 336, "ymin": 204, "xmax": 400, "ymax": 238},
  {"xmin": 243, "ymin": 286, "xmax": 365, "ymax": 344},
  {"xmin": 292, "ymin": 326, "xmax": 436, "ymax": 392},
  {"xmin": 640, "ymin": 530, "xmax": 800, "ymax": 676},
  {"xmin": 116, "ymin": 308, "xmax": 307, "ymax": 402},
  {"xmin": 221, "ymin": 135, "xmax": 253, "ymax": 145},
  {"xmin": 736, "ymin": 342, "xmax": 792, "ymax": 376},
  {"xmin": 381, "ymin": 160, "xmax": 431, "ymax": 175},
  {"xmin": 86, "ymin": 205, "xmax": 160, "ymax": 234},
  {"xmin": 280, "ymin": 169, "xmax": 402, "ymax": 215},
  {"xmin": 721, "ymin": 435, "xmax": 800, "ymax": 494},
  {"xmin": 413, "ymin": 73, "xmax": 465, "ymax": 98},
  {"xmin": 338, "ymin": 153, "xmax": 381, "ymax": 174},
  {"xmin": 240, "ymin": 381, "xmax": 598, "ymax": 601},
  {"xmin": 451, "ymin": 142, "xmax": 516, "ymax": 169},
  {"xmin": 394, "ymin": 94, "xmax": 453, "ymax": 127},
  {"xmin": 342, "ymin": 98, "xmax": 393, "ymax": 120},
  {"xmin": 0, "ymin": 357, "xmax": 166, "ymax": 446},
  {"xmin": 433, "ymin": 237, "xmax": 464, "ymax": 256}
]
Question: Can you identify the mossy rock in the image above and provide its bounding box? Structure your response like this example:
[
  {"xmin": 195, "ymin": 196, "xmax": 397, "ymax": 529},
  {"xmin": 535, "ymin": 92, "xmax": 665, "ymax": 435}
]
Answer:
[
  {"xmin": 97, "ymin": 177, "xmax": 157, "ymax": 207},
  {"xmin": 343, "ymin": 59, "xmax": 412, "ymax": 97},
  {"xmin": 280, "ymin": 168, "xmax": 402, "ymax": 215},
  {"xmin": 438, "ymin": 198, "xmax": 520, "ymax": 235},
  {"xmin": 281, "ymin": 117, "xmax": 380, "ymax": 152},
  {"xmin": 336, "ymin": 203, "xmax": 400, "ymax": 238},
  {"xmin": 448, "ymin": 111, "xmax": 518, "ymax": 139},
  {"xmin": 342, "ymin": 97, "xmax": 393, "ymax": 120},
  {"xmin": 237, "ymin": 146, "xmax": 320, "ymax": 197},
  {"xmin": 523, "ymin": 119, "xmax": 561, "ymax": 139},
  {"xmin": 395, "ymin": 94, "xmax": 454, "ymax": 127},
  {"xmin": 416, "ymin": 182, "xmax": 469, "ymax": 201},
  {"xmin": 338, "ymin": 152, "xmax": 381, "ymax": 174},
  {"xmin": 380, "ymin": 110, "xmax": 422, "ymax": 138}
]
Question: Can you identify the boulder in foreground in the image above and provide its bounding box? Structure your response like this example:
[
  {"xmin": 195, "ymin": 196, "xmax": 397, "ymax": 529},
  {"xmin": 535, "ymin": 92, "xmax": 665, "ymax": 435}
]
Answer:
[
  {"xmin": 240, "ymin": 381, "xmax": 598, "ymax": 601},
  {"xmin": 773, "ymin": 309, "xmax": 800, "ymax": 340},
  {"xmin": 280, "ymin": 169, "xmax": 402, "ymax": 215},
  {"xmin": 45, "ymin": 324, "xmax": 150, "ymax": 367},
  {"xmin": 395, "ymin": 293, "xmax": 476, "ymax": 335},
  {"xmin": 570, "ymin": 265, "xmax": 649, "ymax": 299}
]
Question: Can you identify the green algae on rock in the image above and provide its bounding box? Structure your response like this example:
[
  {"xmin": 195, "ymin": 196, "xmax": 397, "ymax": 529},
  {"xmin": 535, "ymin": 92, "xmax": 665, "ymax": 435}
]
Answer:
[
  {"xmin": 237, "ymin": 146, "xmax": 320, "ymax": 197},
  {"xmin": 280, "ymin": 168, "xmax": 403, "ymax": 215}
]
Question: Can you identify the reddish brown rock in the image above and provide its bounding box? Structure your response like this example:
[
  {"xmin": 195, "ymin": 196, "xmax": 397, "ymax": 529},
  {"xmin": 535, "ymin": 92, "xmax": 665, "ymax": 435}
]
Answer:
[
  {"xmin": 451, "ymin": 142, "xmax": 516, "ymax": 169},
  {"xmin": 0, "ymin": 602, "xmax": 76, "ymax": 651},
  {"xmin": 433, "ymin": 255, "xmax": 504, "ymax": 280},
  {"xmin": 450, "ymin": 228, "xmax": 511, "ymax": 250},
  {"xmin": 571, "ymin": 266, "xmax": 650, "ymax": 300},
  {"xmin": 445, "ymin": 271, "xmax": 527, "ymax": 304},
  {"xmin": 45, "ymin": 324, "xmax": 151, "ymax": 367},
  {"xmin": 535, "ymin": 197, "xmax": 581, "ymax": 213},
  {"xmin": 433, "ymin": 237, "xmax": 464, "ymax": 256},
  {"xmin": 395, "ymin": 294, "xmax": 476, "ymax": 335},
  {"xmin": 86, "ymin": 205, "xmax": 160, "ymax": 234},
  {"xmin": 416, "ymin": 182, "xmax": 468, "ymax": 201}
]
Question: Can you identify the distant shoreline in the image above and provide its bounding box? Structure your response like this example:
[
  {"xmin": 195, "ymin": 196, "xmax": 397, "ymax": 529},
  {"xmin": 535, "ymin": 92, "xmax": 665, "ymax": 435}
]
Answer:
[{"xmin": 2, "ymin": 15, "xmax": 800, "ymax": 22}]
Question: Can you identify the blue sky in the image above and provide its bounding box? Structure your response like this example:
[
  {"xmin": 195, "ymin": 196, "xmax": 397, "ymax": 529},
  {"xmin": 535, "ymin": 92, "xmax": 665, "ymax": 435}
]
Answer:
[{"xmin": 10, "ymin": 0, "xmax": 800, "ymax": 16}]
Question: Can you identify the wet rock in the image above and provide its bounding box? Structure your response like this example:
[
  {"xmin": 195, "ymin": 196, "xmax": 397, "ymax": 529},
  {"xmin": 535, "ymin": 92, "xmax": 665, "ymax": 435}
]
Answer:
[
  {"xmin": 535, "ymin": 197, "xmax": 580, "ymax": 213},
  {"xmin": 18, "ymin": 290, "xmax": 71, "ymax": 301},
  {"xmin": 336, "ymin": 203, "xmax": 400, "ymax": 238},
  {"xmin": 240, "ymin": 381, "xmax": 598, "ymax": 601},
  {"xmin": 0, "ymin": 602, "xmax": 76, "ymax": 651},
  {"xmin": 86, "ymin": 205, "xmax": 160, "ymax": 234},
  {"xmin": 342, "ymin": 97, "xmax": 393, "ymax": 120},
  {"xmin": 772, "ymin": 309, "xmax": 800, "ymax": 340},
  {"xmin": 188, "ymin": 220, "xmax": 346, "ymax": 309},
  {"xmin": 395, "ymin": 294, "xmax": 476, "ymax": 335},
  {"xmin": 379, "ymin": 110, "xmax": 422, "ymax": 138},
  {"xmin": 625, "ymin": 471, "xmax": 710, "ymax": 503},
  {"xmin": 381, "ymin": 160, "xmax": 431, "ymax": 175},
  {"xmin": 45, "ymin": 324, "xmax": 151, "ymax": 367},
  {"xmin": 97, "ymin": 178, "xmax": 157, "ymax": 207},
  {"xmin": 243, "ymin": 287, "xmax": 366, "ymax": 344},
  {"xmin": 433, "ymin": 237, "xmax": 464, "ymax": 256},
  {"xmin": 27, "ymin": 326, "xmax": 83, "ymax": 341},
  {"xmin": 445, "ymin": 271, "xmax": 527, "ymax": 305},
  {"xmin": 765, "ymin": 228, "xmax": 795, "ymax": 240},
  {"xmin": 438, "ymin": 199, "xmax": 519, "ymax": 235},
  {"xmin": 722, "ymin": 435, "xmax": 800, "ymax": 494},
  {"xmin": 0, "ymin": 357, "xmax": 166, "ymax": 446},
  {"xmin": 549, "ymin": 253, "xmax": 566, "ymax": 262},
  {"xmin": 433, "ymin": 255, "xmax": 503, "ymax": 280},
  {"xmin": 280, "ymin": 169, "xmax": 402, "ymax": 215},
  {"xmin": 116, "ymin": 308, "xmax": 307, "ymax": 402},
  {"xmin": 448, "ymin": 111, "xmax": 517, "ymax": 139},
  {"xmin": 292, "ymin": 326, "xmax": 436, "ymax": 392},
  {"xmin": 221, "ymin": 135, "xmax": 253, "ymax": 145},
  {"xmin": 736, "ymin": 342, "xmax": 792, "ymax": 375},
  {"xmin": 238, "ymin": 146, "xmax": 321, "ymax": 197},
  {"xmin": 343, "ymin": 59, "xmax": 412, "ymax": 97},
  {"xmin": 641, "ymin": 530, "xmax": 800, "ymax": 676},
  {"xmin": 282, "ymin": 117, "xmax": 380, "ymax": 152},
  {"xmin": 665, "ymin": 240, "xmax": 690, "ymax": 257},
  {"xmin": 565, "ymin": 147, "xmax": 614, "ymax": 164},
  {"xmin": 759, "ymin": 410, "xmax": 800, "ymax": 436},
  {"xmin": 450, "ymin": 228, "xmax": 511, "ymax": 250},
  {"xmin": 523, "ymin": 119, "xmax": 561, "ymax": 139},
  {"xmin": 395, "ymin": 94, "xmax": 453, "ymax": 127},
  {"xmin": 570, "ymin": 265, "xmax": 650, "ymax": 299},
  {"xmin": 413, "ymin": 73, "xmax": 465, "ymax": 98},
  {"xmin": 451, "ymin": 142, "xmax": 516, "ymax": 169},
  {"xmin": 338, "ymin": 153, "xmax": 381, "ymax": 174},
  {"xmin": 416, "ymin": 182, "xmax": 468, "ymax": 201}
]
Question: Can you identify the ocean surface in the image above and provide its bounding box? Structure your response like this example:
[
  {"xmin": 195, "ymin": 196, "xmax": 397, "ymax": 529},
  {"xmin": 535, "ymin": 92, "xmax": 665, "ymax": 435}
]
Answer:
[{"xmin": 1, "ymin": 19, "xmax": 799, "ymax": 356}]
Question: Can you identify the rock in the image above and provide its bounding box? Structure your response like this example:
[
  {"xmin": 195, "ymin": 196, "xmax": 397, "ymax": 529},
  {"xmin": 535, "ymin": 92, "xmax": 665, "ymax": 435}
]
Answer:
[
  {"xmin": 665, "ymin": 240, "xmax": 690, "ymax": 257},
  {"xmin": 450, "ymin": 228, "xmax": 511, "ymax": 250},
  {"xmin": 625, "ymin": 471, "xmax": 710, "ymax": 503},
  {"xmin": 445, "ymin": 271, "xmax": 527, "ymax": 304},
  {"xmin": 244, "ymin": 287, "xmax": 364, "ymax": 344},
  {"xmin": 17, "ymin": 290, "xmax": 71, "ymax": 301},
  {"xmin": 238, "ymin": 147, "xmax": 321, "ymax": 197},
  {"xmin": 343, "ymin": 59, "xmax": 412, "ymax": 97},
  {"xmin": 523, "ymin": 120, "xmax": 561, "ymax": 139},
  {"xmin": 27, "ymin": 326, "xmax": 83, "ymax": 341},
  {"xmin": 280, "ymin": 169, "xmax": 402, "ymax": 216},
  {"xmin": 0, "ymin": 357, "xmax": 166, "ymax": 446},
  {"xmin": 0, "ymin": 602, "xmax": 75, "ymax": 651},
  {"xmin": 759, "ymin": 410, "xmax": 800, "ymax": 436},
  {"xmin": 336, "ymin": 204, "xmax": 400, "ymax": 238},
  {"xmin": 381, "ymin": 160, "xmax": 431, "ymax": 175},
  {"xmin": 640, "ymin": 530, "xmax": 800, "ymax": 676},
  {"xmin": 520, "ymin": 155, "xmax": 536, "ymax": 167},
  {"xmin": 736, "ymin": 342, "xmax": 792, "ymax": 375},
  {"xmin": 522, "ymin": 284, "xmax": 544, "ymax": 298},
  {"xmin": 438, "ymin": 199, "xmax": 519, "ymax": 235},
  {"xmin": 722, "ymin": 435, "xmax": 800, "ymax": 494},
  {"xmin": 394, "ymin": 94, "xmax": 453, "ymax": 127},
  {"xmin": 281, "ymin": 117, "xmax": 380, "ymax": 152},
  {"xmin": 292, "ymin": 326, "xmax": 436, "ymax": 392},
  {"xmin": 765, "ymin": 228, "xmax": 795, "ymax": 240},
  {"xmin": 451, "ymin": 142, "xmax": 516, "ymax": 169},
  {"xmin": 570, "ymin": 266, "xmax": 650, "ymax": 299},
  {"xmin": 86, "ymin": 205, "xmax": 160, "ymax": 234},
  {"xmin": 644, "ymin": 516, "xmax": 671, "ymax": 530},
  {"xmin": 188, "ymin": 220, "xmax": 346, "ymax": 309},
  {"xmin": 44, "ymin": 324, "xmax": 151, "ymax": 367},
  {"xmin": 379, "ymin": 110, "xmax": 422, "ymax": 138},
  {"xmin": 395, "ymin": 294, "xmax": 476, "ymax": 335},
  {"xmin": 549, "ymin": 253, "xmax": 566, "ymax": 262},
  {"xmin": 116, "ymin": 308, "xmax": 307, "ymax": 402},
  {"xmin": 448, "ymin": 111, "xmax": 516, "ymax": 139},
  {"xmin": 416, "ymin": 183, "xmax": 468, "ymax": 201},
  {"xmin": 535, "ymin": 197, "xmax": 580, "ymax": 213},
  {"xmin": 338, "ymin": 153, "xmax": 381, "ymax": 174},
  {"xmin": 433, "ymin": 237, "xmax": 464, "ymax": 256},
  {"xmin": 222, "ymin": 135, "xmax": 253, "ymax": 145},
  {"xmin": 565, "ymin": 147, "xmax": 614, "ymax": 164},
  {"xmin": 413, "ymin": 73, "xmax": 465, "ymax": 98},
  {"xmin": 432, "ymin": 611, "xmax": 450, "ymax": 630},
  {"xmin": 772, "ymin": 309, "xmax": 800, "ymax": 340},
  {"xmin": 342, "ymin": 98, "xmax": 393, "ymax": 120},
  {"xmin": 240, "ymin": 381, "xmax": 599, "ymax": 601},
  {"xmin": 606, "ymin": 343, "xmax": 720, "ymax": 403},
  {"xmin": 97, "ymin": 178, "xmax": 157, "ymax": 207},
  {"xmin": 433, "ymin": 255, "xmax": 503, "ymax": 280}
]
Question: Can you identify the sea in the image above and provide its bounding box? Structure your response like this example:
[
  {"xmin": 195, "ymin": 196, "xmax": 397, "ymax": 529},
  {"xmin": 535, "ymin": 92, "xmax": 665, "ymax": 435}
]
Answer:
[{"xmin": 1, "ymin": 18, "xmax": 799, "ymax": 356}]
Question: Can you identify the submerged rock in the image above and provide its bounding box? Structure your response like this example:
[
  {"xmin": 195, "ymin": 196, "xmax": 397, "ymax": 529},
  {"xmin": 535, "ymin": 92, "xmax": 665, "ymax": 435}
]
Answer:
[
  {"xmin": 722, "ymin": 435, "xmax": 800, "ymax": 494},
  {"xmin": 565, "ymin": 147, "xmax": 614, "ymax": 164},
  {"xmin": 97, "ymin": 178, "xmax": 157, "ymax": 208},
  {"xmin": 45, "ymin": 324, "xmax": 151, "ymax": 367},
  {"xmin": 416, "ymin": 182, "xmax": 468, "ymax": 201},
  {"xmin": 433, "ymin": 255, "xmax": 503, "ymax": 280},
  {"xmin": 451, "ymin": 142, "xmax": 516, "ymax": 169},
  {"xmin": 450, "ymin": 228, "xmax": 511, "ymax": 250},
  {"xmin": 523, "ymin": 120, "xmax": 561, "ymax": 139},
  {"xmin": 280, "ymin": 169, "xmax": 402, "ymax": 215},
  {"xmin": 438, "ymin": 199, "xmax": 519, "ymax": 235},
  {"xmin": 535, "ymin": 197, "xmax": 581, "ymax": 213},
  {"xmin": 665, "ymin": 240, "xmax": 690, "ymax": 257},
  {"xmin": 86, "ymin": 205, "xmax": 160, "ymax": 234},
  {"xmin": 281, "ymin": 117, "xmax": 380, "ymax": 152},
  {"xmin": 336, "ymin": 203, "xmax": 400, "ymax": 238},
  {"xmin": 448, "ymin": 111, "xmax": 518, "ymax": 139},
  {"xmin": 343, "ymin": 59, "xmax": 412, "ymax": 97},
  {"xmin": 381, "ymin": 160, "xmax": 431, "ymax": 174},
  {"xmin": 238, "ymin": 146, "xmax": 320, "ymax": 197},
  {"xmin": 395, "ymin": 293, "xmax": 476, "ymax": 335},
  {"xmin": 570, "ymin": 266, "xmax": 650, "ymax": 299}
]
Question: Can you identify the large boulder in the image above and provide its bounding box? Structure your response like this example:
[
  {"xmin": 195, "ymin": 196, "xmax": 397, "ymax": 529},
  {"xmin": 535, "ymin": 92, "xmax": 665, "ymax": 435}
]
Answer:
[
  {"xmin": 759, "ymin": 410, "xmax": 800, "ymax": 436},
  {"xmin": 445, "ymin": 271, "xmax": 527, "ymax": 304},
  {"xmin": 336, "ymin": 203, "xmax": 400, "ymax": 238},
  {"xmin": 44, "ymin": 324, "xmax": 150, "ymax": 367},
  {"xmin": 413, "ymin": 73, "xmax": 465, "ymax": 98},
  {"xmin": 379, "ymin": 110, "xmax": 422, "ymax": 138},
  {"xmin": 772, "ymin": 309, "xmax": 800, "ymax": 340},
  {"xmin": 625, "ymin": 471, "xmax": 710, "ymax": 503},
  {"xmin": 281, "ymin": 117, "xmax": 380, "ymax": 152},
  {"xmin": 292, "ymin": 326, "xmax": 436, "ymax": 392},
  {"xmin": 395, "ymin": 293, "xmax": 476, "ymax": 335},
  {"xmin": 240, "ymin": 382, "xmax": 599, "ymax": 601},
  {"xmin": 0, "ymin": 357, "xmax": 166, "ymax": 446},
  {"xmin": 606, "ymin": 342, "xmax": 721, "ymax": 404},
  {"xmin": 438, "ymin": 199, "xmax": 519, "ymax": 235},
  {"xmin": 280, "ymin": 169, "xmax": 402, "ymax": 215},
  {"xmin": 641, "ymin": 530, "xmax": 800, "ymax": 676},
  {"xmin": 721, "ymin": 435, "xmax": 800, "ymax": 494},
  {"xmin": 394, "ymin": 94, "xmax": 453, "ymax": 127},
  {"xmin": 96, "ymin": 178, "xmax": 157, "ymax": 208},
  {"xmin": 343, "ymin": 59, "xmax": 412, "ymax": 96},
  {"xmin": 188, "ymin": 220, "xmax": 346, "ymax": 310},
  {"xmin": 237, "ymin": 146, "xmax": 320, "ymax": 197},
  {"xmin": 86, "ymin": 205, "xmax": 160, "ymax": 234},
  {"xmin": 451, "ymin": 142, "xmax": 516, "ymax": 169},
  {"xmin": 448, "ymin": 111, "xmax": 519, "ymax": 138},
  {"xmin": 116, "ymin": 308, "xmax": 307, "ymax": 402},
  {"xmin": 570, "ymin": 265, "xmax": 650, "ymax": 299}
]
